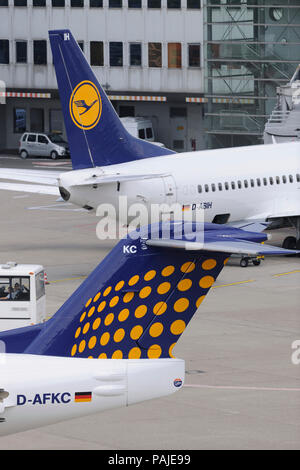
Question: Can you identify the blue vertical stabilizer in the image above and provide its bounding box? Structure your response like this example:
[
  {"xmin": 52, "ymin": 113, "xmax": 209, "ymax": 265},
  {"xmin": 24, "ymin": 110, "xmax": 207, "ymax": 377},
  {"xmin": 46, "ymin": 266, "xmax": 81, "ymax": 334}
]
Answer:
[{"xmin": 49, "ymin": 29, "xmax": 175, "ymax": 170}]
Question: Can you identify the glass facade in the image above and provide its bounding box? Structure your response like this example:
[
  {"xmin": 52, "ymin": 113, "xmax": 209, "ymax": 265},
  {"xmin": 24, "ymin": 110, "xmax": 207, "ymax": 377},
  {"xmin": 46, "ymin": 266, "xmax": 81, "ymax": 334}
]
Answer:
[{"xmin": 204, "ymin": 1, "xmax": 300, "ymax": 148}]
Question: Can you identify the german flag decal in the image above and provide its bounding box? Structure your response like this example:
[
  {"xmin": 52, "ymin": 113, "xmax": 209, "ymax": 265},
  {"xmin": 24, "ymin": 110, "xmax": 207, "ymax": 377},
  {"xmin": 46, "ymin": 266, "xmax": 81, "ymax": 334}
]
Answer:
[{"xmin": 75, "ymin": 391, "xmax": 92, "ymax": 403}]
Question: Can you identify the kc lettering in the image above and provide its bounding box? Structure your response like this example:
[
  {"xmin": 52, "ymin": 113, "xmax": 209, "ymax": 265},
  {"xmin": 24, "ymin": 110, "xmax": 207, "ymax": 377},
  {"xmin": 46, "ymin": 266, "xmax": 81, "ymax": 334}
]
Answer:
[{"xmin": 123, "ymin": 245, "xmax": 137, "ymax": 254}]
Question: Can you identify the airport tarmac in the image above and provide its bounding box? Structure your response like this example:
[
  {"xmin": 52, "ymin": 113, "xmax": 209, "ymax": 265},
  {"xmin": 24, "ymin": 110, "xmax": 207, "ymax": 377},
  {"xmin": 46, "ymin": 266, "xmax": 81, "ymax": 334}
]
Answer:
[{"xmin": 0, "ymin": 155, "xmax": 299, "ymax": 450}]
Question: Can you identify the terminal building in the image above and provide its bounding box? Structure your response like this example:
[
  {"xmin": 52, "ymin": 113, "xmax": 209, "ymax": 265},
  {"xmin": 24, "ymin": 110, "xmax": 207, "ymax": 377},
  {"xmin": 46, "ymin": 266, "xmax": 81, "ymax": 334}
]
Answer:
[
  {"xmin": 0, "ymin": 0, "xmax": 205, "ymax": 152},
  {"xmin": 1, "ymin": 0, "xmax": 300, "ymax": 153}
]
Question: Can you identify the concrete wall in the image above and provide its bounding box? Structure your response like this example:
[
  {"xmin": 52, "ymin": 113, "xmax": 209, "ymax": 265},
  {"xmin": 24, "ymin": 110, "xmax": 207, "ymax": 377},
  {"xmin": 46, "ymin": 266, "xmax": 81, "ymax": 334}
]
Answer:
[{"xmin": 0, "ymin": 0, "xmax": 204, "ymax": 93}]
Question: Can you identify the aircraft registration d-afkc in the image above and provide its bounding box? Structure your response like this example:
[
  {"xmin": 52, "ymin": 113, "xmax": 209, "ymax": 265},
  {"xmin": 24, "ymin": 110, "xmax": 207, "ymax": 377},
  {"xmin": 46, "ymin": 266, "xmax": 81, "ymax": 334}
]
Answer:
[
  {"xmin": 0, "ymin": 221, "xmax": 297, "ymax": 436},
  {"xmin": 0, "ymin": 29, "xmax": 299, "ymax": 250}
]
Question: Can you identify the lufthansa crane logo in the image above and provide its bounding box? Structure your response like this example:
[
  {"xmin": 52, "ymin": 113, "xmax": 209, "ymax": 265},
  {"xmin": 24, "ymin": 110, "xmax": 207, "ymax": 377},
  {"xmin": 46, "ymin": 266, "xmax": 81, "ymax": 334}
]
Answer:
[{"xmin": 69, "ymin": 80, "xmax": 102, "ymax": 130}]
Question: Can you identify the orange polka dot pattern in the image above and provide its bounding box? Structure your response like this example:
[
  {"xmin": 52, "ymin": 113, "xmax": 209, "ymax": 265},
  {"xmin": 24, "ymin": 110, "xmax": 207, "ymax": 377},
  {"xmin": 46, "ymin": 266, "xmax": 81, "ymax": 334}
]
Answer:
[{"xmin": 70, "ymin": 253, "xmax": 228, "ymax": 359}]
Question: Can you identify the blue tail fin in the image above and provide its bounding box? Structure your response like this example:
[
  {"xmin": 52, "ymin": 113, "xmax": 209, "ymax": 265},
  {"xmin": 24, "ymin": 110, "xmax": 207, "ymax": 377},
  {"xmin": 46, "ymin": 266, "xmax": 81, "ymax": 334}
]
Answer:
[
  {"xmin": 0, "ymin": 222, "xmax": 295, "ymax": 359},
  {"xmin": 0, "ymin": 223, "xmax": 229, "ymax": 359},
  {"xmin": 49, "ymin": 29, "xmax": 174, "ymax": 170}
]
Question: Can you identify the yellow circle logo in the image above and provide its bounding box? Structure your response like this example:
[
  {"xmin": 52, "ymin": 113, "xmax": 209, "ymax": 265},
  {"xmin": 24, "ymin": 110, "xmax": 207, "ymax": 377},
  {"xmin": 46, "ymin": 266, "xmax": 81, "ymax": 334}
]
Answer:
[{"xmin": 69, "ymin": 80, "xmax": 102, "ymax": 130}]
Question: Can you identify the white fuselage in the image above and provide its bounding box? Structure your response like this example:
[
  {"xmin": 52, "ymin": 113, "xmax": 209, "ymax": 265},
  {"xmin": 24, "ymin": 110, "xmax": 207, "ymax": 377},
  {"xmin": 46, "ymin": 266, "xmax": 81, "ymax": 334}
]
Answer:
[
  {"xmin": 59, "ymin": 142, "xmax": 300, "ymax": 225},
  {"xmin": 0, "ymin": 354, "xmax": 184, "ymax": 436}
]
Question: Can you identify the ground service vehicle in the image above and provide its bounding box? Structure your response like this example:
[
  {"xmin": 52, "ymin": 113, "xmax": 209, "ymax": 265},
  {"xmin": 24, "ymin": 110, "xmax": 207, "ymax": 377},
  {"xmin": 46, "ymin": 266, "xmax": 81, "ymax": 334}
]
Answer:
[
  {"xmin": 0, "ymin": 262, "xmax": 46, "ymax": 332},
  {"xmin": 120, "ymin": 117, "xmax": 166, "ymax": 147}
]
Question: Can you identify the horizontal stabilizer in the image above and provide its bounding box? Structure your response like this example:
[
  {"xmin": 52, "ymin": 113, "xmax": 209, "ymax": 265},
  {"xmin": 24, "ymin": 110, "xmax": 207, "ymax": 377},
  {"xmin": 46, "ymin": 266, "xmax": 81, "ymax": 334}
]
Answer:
[
  {"xmin": 146, "ymin": 238, "xmax": 299, "ymax": 256},
  {"xmin": 228, "ymin": 220, "xmax": 270, "ymax": 233},
  {"xmin": 144, "ymin": 221, "xmax": 299, "ymax": 255},
  {"xmin": 0, "ymin": 182, "xmax": 60, "ymax": 196},
  {"xmin": 71, "ymin": 172, "xmax": 169, "ymax": 187},
  {"xmin": 0, "ymin": 168, "xmax": 61, "ymax": 186}
]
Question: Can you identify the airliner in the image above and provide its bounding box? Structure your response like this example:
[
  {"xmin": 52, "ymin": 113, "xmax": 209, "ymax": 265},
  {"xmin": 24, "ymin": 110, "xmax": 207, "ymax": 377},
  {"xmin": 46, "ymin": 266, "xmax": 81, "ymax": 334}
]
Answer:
[
  {"xmin": 0, "ymin": 29, "xmax": 299, "ymax": 250},
  {"xmin": 0, "ymin": 221, "xmax": 296, "ymax": 435}
]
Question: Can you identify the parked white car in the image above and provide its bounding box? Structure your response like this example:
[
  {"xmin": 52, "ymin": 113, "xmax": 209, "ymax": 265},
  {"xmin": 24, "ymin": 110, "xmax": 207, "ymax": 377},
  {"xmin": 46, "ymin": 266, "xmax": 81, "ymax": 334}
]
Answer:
[{"xmin": 19, "ymin": 132, "xmax": 70, "ymax": 159}]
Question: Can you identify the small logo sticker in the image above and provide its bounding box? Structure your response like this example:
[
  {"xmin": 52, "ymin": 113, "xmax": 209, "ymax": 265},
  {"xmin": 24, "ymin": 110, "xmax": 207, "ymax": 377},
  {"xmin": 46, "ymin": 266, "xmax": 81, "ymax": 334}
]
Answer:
[{"xmin": 173, "ymin": 378, "xmax": 182, "ymax": 388}]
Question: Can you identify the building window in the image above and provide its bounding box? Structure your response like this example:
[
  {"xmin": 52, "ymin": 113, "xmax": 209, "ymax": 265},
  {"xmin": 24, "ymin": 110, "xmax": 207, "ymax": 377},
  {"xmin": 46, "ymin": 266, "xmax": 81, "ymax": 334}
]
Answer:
[
  {"xmin": 128, "ymin": 0, "xmax": 141, "ymax": 6},
  {"xmin": 14, "ymin": 0, "xmax": 27, "ymax": 5},
  {"xmin": 109, "ymin": 42, "xmax": 123, "ymax": 67},
  {"xmin": 130, "ymin": 43, "xmax": 142, "ymax": 66},
  {"xmin": 14, "ymin": 108, "xmax": 26, "ymax": 133},
  {"xmin": 30, "ymin": 108, "xmax": 44, "ymax": 132},
  {"xmin": 71, "ymin": 0, "xmax": 84, "ymax": 6},
  {"xmin": 0, "ymin": 0, "xmax": 9, "ymax": 4},
  {"xmin": 168, "ymin": 43, "xmax": 181, "ymax": 68},
  {"xmin": 52, "ymin": 0, "xmax": 65, "ymax": 5},
  {"xmin": 148, "ymin": 0, "xmax": 161, "ymax": 7},
  {"xmin": 90, "ymin": 0, "xmax": 102, "ymax": 5},
  {"xmin": 119, "ymin": 105, "xmax": 135, "ymax": 117},
  {"xmin": 0, "ymin": 40, "xmax": 9, "ymax": 64},
  {"xmin": 170, "ymin": 107, "xmax": 187, "ymax": 118},
  {"xmin": 33, "ymin": 40, "xmax": 47, "ymax": 65},
  {"xmin": 90, "ymin": 41, "xmax": 103, "ymax": 66},
  {"xmin": 109, "ymin": 0, "xmax": 122, "ymax": 7},
  {"xmin": 33, "ymin": 0, "xmax": 46, "ymax": 5},
  {"xmin": 16, "ymin": 41, "xmax": 27, "ymax": 63},
  {"xmin": 188, "ymin": 44, "xmax": 200, "ymax": 67},
  {"xmin": 167, "ymin": 0, "xmax": 180, "ymax": 8},
  {"xmin": 148, "ymin": 42, "xmax": 162, "ymax": 68},
  {"xmin": 78, "ymin": 41, "xmax": 84, "ymax": 52},
  {"xmin": 187, "ymin": 0, "xmax": 200, "ymax": 8}
]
